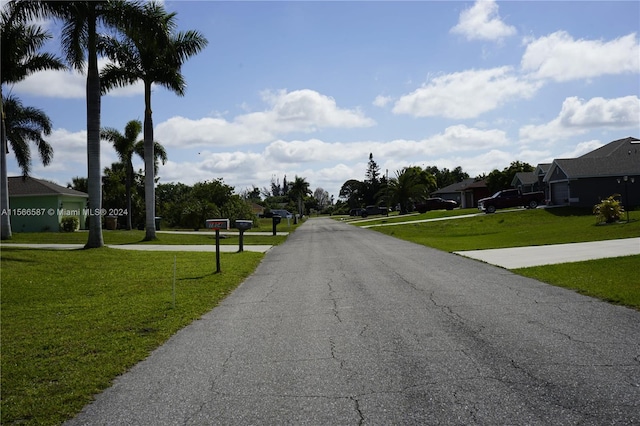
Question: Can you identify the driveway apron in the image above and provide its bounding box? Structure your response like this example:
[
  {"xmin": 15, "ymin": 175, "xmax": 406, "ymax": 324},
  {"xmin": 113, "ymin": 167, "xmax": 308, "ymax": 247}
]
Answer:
[{"xmin": 66, "ymin": 218, "xmax": 640, "ymax": 425}]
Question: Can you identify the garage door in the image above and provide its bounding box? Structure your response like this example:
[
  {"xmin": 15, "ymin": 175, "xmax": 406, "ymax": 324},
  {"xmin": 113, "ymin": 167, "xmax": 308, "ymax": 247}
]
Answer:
[{"xmin": 551, "ymin": 182, "xmax": 569, "ymax": 205}]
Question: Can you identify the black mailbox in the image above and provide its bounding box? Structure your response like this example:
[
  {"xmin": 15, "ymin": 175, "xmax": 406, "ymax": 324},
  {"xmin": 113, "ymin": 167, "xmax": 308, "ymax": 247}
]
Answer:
[
  {"xmin": 235, "ymin": 220, "xmax": 253, "ymax": 252},
  {"xmin": 272, "ymin": 215, "xmax": 281, "ymax": 236}
]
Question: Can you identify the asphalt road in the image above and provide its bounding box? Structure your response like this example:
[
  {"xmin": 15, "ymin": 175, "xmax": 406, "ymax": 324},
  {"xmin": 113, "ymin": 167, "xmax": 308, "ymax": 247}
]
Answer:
[{"xmin": 66, "ymin": 217, "xmax": 640, "ymax": 425}]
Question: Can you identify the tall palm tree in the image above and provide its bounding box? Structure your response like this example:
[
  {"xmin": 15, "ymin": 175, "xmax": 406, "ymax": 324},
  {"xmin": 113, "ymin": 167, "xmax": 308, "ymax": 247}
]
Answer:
[
  {"xmin": 101, "ymin": 119, "xmax": 167, "ymax": 230},
  {"xmin": 289, "ymin": 175, "xmax": 311, "ymax": 217},
  {"xmin": 100, "ymin": 1, "xmax": 207, "ymax": 240},
  {"xmin": 9, "ymin": 0, "xmax": 150, "ymax": 247},
  {"xmin": 0, "ymin": 5, "xmax": 65, "ymax": 240}
]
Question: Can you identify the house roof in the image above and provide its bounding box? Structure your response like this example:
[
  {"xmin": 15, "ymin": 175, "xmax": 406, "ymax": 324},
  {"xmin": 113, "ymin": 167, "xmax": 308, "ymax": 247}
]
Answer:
[
  {"xmin": 512, "ymin": 172, "xmax": 538, "ymax": 186},
  {"xmin": 8, "ymin": 176, "xmax": 88, "ymax": 198},
  {"xmin": 544, "ymin": 136, "xmax": 640, "ymax": 181},
  {"xmin": 579, "ymin": 136, "xmax": 640, "ymax": 159},
  {"xmin": 536, "ymin": 163, "xmax": 551, "ymax": 174},
  {"xmin": 433, "ymin": 178, "xmax": 485, "ymax": 194}
]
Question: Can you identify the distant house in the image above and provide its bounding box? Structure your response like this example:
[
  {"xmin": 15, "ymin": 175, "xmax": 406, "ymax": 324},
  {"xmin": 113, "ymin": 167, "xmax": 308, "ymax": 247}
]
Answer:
[
  {"xmin": 511, "ymin": 163, "xmax": 550, "ymax": 195},
  {"xmin": 250, "ymin": 202, "xmax": 265, "ymax": 217},
  {"xmin": 8, "ymin": 176, "xmax": 88, "ymax": 232},
  {"xmin": 431, "ymin": 178, "xmax": 490, "ymax": 208},
  {"xmin": 543, "ymin": 137, "xmax": 639, "ymax": 208}
]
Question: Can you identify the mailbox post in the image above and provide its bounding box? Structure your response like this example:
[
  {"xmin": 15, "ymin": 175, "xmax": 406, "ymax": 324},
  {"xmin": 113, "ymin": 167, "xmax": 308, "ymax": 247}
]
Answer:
[
  {"xmin": 234, "ymin": 220, "xmax": 253, "ymax": 252},
  {"xmin": 272, "ymin": 215, "xmax": 281, "ymax": 236},
  {"xmin": 205, "ymin": 219, "xmax": 229, "ymax": 273}
]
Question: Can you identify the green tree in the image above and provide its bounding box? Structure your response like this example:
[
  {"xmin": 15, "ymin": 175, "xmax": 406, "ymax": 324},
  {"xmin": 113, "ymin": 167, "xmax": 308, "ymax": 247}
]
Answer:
[
  {"xmin": 364, "ymin": 152, "xmax": 381, "ymax": 205},
  {"xmin": 0, "ymin": 5, "xmax": 65, "ymax": 240},
  {"xmin": 486, "ymin": 161, "xmax": 534, "ymax": 194},
  {"xmin": 425, "ymin": 165, "xmax": 469, "ymax": 189},
  {"xmin": 2, "ymin": 96, "xmax": 54, "ymax": 177},
  {"xmin": 67, "ymin": 176, "xmax": 88, "ymax": 193},
  {"xmin": 12, "ymin": 0, "xmax": 153, "ymax": 247},
  {"xmin": 388, "ymin": 167, "xmax": 435, "ymax": 214},
  {"xmin": 100, "ymin": 1, "xmax": 207, "ymax": 240},
  {"xmin": 288, "ymin": 175, "xmax": 311, "ymax": 216},
  {"xmin": 101, "ymin": 120, "xmax": 167, "ymax": 229},
  {"xmin": 339, "ymin": 179, "xmax": 365, "ymax": 208}
]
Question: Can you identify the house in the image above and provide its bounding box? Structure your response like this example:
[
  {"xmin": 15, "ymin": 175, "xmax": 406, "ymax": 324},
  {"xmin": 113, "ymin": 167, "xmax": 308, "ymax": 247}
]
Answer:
[
  {"xmin": 543, "ymin": 137, "xmax": 639, "ymax": 208},
  {"xmin": 250, "ymin": 202, "xmax": 265, "ymax": 217},
  {"xmin": 511, "ymin": 163, "xmax": 550, "ymax": 195},
  {"xmin": 431, "ymin": 178, "xmax": 490, "ymax": 208},
  {"xmin": 7, "ymin": 176, "xmax": 88, "ymax": 232}
]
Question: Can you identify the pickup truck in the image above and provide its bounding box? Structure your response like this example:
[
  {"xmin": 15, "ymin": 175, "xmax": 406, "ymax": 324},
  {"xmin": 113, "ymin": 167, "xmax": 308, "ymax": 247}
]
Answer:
[{"xmin": 478, "ymin": 189, "xmax": 545, "ymax": 213}]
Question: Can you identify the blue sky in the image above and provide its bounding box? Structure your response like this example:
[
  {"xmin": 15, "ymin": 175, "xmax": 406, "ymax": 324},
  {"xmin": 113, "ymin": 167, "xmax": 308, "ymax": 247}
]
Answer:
[{"xmin": 6, "ymin": 0, "xmax": 640, "ymax": 199}]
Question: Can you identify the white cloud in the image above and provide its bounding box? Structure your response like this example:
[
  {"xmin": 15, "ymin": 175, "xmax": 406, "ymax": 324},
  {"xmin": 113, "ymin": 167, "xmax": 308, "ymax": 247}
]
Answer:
[
  {"xmin": 156, "ymin": 89, "xmax": 375, "ymax": 147},
  {"xmin": 373, "ymin": 95, "xmax": 392, "ymax": 107},
  {"xmin": 521, "ymin": 31, "xmax": 640, "ymax": 81},
  {"xmin": 393, "ymin": 67, "xmax": 541, "ymax": 119},
  {"xmin": 558, "ymin": 140, "xmax": 604, "ymax": 159},
  {"xmin": 12, "ymin": 58, "xmax": 146, "ymax": 98},
  {"xmin": 519, "ymin": 96, "xmax": 640, "ymax": 142},
  {"xmin": 450, "ymin": 0, "xmax": 516, "ymax": 42}
]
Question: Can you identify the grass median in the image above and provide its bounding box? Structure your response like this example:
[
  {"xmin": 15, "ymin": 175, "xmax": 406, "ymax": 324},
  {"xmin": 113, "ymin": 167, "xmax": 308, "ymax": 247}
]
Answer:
[{"xmin": 1, "ymin": 247, "xmax": 263, "ymax": 425}]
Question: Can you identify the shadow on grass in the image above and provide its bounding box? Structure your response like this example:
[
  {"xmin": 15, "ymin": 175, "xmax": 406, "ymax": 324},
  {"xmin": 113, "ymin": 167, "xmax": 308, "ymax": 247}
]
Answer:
[
  {"xmin": 178, "ymin": 271, "xmax": 218, "ymax": 281},
  {"xmin": 543, "ymin": 206, "xmax": 593, "ymax": 217}
]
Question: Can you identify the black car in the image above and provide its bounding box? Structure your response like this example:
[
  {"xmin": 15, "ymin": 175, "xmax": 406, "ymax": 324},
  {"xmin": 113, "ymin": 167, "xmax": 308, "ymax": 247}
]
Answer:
[{"xmin": 415, "ymin": 197, "xmax": 458, "ymax": 213}]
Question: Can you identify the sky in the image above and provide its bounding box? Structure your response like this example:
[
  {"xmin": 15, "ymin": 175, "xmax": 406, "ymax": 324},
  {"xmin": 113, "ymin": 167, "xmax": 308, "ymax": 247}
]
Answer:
[{"xmin": 5, "ymin": 0, "xmax": 640, "ymax": 200}]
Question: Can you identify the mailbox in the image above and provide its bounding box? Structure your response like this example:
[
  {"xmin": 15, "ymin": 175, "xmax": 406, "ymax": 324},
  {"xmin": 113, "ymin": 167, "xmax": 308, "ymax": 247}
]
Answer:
[
  {"xmin": 271, "ymin": 215, "xmax": 281, "ymax": 236},
  {"xmin": 205, "ymin": 219, "xmax": 229, "ymax": 230},
  {"xmin": 235, "ymin": 220, "xmax": 253, "ymax": 252},
  {"xmin": 235, "ymin": 220, "xmax": 253, "ymax": 231}
]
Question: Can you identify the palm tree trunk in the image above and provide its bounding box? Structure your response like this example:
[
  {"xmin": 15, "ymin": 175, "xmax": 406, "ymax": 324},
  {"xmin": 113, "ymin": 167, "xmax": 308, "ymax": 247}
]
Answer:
[
  {"xmin": 84, "ymin": 8, "xmax": 104, "ymax": 249},
  {"xmin": 143, "ymin": 81, "xmax": 156, "ymax": 240},
  {"xmin": 125, "ymin": 160, "xmax": 133, "ymax": 230},
  {"xmin": 0, "ymin": 94, "xmax": 12, "ymax": 240}
]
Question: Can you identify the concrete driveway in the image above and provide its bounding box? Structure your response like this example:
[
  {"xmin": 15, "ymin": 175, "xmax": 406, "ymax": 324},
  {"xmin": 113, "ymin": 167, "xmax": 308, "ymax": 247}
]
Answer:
[{"xmin": 455, "ymin": 237, "xmax": 640, "ymax": 269}]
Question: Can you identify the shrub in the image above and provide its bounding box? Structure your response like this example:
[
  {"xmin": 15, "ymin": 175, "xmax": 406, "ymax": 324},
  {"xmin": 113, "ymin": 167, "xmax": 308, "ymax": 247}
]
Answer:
[
  {"xmin": 60, "ymin": 216, "xmax": 79, "ymax": 232},
  {"xmin": 593, "ymin": 194, "xmax": 624, "ymax": 224}
]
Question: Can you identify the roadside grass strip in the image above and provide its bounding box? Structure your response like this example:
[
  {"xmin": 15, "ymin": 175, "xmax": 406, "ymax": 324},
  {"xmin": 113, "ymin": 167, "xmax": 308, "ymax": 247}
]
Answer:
[{"xmin": 0, "ymin": 248, "xmax": 263, "ymax": 425}]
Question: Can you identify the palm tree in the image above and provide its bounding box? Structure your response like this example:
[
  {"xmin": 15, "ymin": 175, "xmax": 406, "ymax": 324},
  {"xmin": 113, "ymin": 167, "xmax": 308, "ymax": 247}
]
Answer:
[
  {"xmin": 10, "ymin": 0, "xmax": 151, "ymax": 247},
  {"xmin": 288, "ymin": 176, "xmax": 311, "ymax": 218},
  {"xmin": 3, "ymin": 95, "xmax": 54, "ymax": 176},
  {"xmin": 100, "ymin": 1, "xmax": 207, "ymax": 240},
  {"xmin": 389, "ymin": 167, "xmax": 436, "ymax": 214},
  {"xmin": 101, "ymin": 120, "xmax": 167, "ymax": 230},
  {"xmin": 1, "ymin": 5, "xmax": 65, "ymax": 240}
]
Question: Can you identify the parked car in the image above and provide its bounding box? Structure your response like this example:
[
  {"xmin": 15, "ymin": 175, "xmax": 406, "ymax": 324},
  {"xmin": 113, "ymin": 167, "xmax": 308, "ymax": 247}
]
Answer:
[
  {"xmin": 268, "ymin": 209, "xmax": 293, "ymax": 218},
  {"xmin": 415, "ymin": 198, "xmax": 458, "ymax": 213},
  {"xmin": 477, "ymin": 189, "xmax": 545, "ymax": 214},
  {"xmin": 349, "ymin": 208, "xmax": 367, "ymax": 217},
  {"xmin": 365, "ymin": 205, "xmax": 388, "ymax": 216}
]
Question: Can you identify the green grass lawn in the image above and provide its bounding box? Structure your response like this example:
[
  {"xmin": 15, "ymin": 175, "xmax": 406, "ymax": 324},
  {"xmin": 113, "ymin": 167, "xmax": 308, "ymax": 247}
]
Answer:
[
  {"xmin": 515, "ymin": 255, "xmax": 640, "ymax": 308},
  {"xmin": 1, "ymin": 248, "xmax": 263, "ymax": 425},
  {"xmin": 368, "ymin": 207, "xmax": 640, "ymax": 251}
]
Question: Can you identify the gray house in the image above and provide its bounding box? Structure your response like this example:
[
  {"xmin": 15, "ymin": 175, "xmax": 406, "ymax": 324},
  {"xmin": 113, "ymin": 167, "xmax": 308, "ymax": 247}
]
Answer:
[
  {"xmin": 8, "ymin": 176, "xmax": 88, "ymax": 232},
  {"xmin": 511, "ymin": 163, "xmax": 551, "ymax": 195},
  {"xmin": 543, "ymin": 137, "xmax": 639, "ymax": 208}
]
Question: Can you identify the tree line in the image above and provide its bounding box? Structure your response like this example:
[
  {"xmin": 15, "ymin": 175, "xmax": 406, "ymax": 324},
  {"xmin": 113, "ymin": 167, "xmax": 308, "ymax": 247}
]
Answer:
[{"xmin": 335, "ymin": 153, "xmax": 535, "ymax": 215}]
